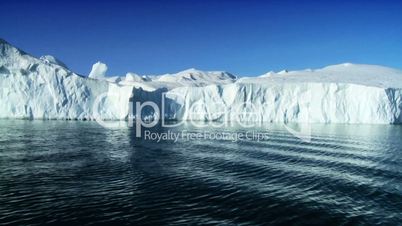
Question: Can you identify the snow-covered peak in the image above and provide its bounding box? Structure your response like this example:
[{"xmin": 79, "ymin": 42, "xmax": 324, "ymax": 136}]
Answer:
[
  {"xmin": 154, "ymin": 68, "xmax": 236, "ymax": 87},
  {"xmin": 278, "ymin": 69, "xmax": 289, "ymax": 75},
  {"xmin": 40, "ymin": 55, "xmax": 68, "ymax": 69},
  {"xmin": 1, "ymin": 40, "xmax": 67, "ymax": 70},
  {"xmin": 0, "ymin": 38, "xmax": 11, "ymax": 47},
  {"xmin": 125, "ymin": 72, "xmax": 150, "ymax": 82},
  {"xmin": 89, "ymin": 61, "xmax": 108, "ymax": 79},
  {"xmin": 260, "ymin": 71, "xmax": 276, "ymax": 77},
  {"xmin": 0, "ymin": 38, "xmax": 27, "ymax": 58},
  {"xmin": 179, "ymin": 68, "xmax": 201, "ymax": 74},
  {"xmin": 0, "ymin": 39, "xmax": 78, "ymax": 80}
]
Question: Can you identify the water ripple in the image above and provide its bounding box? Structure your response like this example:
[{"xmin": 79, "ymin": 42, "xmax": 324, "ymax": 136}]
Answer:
[{"xmin": 0, "ymin": 120, "xmax": 401, "ymax": 225}]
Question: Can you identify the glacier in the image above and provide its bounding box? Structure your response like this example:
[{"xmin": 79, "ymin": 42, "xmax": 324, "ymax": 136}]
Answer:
[{"xmin": 1, "ymin": 38, "xmax": 402, "ymax": 124}]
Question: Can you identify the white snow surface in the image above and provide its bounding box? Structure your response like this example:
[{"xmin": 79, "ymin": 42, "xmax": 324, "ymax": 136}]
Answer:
[
  {"xmin": 88, "ymin": 61, "xmax": 108, "ymax": 79},
  {"xmin": 1, "ymin": 39, "xmax": 402, "ymax": 124}
]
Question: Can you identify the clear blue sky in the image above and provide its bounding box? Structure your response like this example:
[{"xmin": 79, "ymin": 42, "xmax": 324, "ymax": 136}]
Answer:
[{"xmin": 1, "ymin": 0, "xmax": 401, "ymax": 76}]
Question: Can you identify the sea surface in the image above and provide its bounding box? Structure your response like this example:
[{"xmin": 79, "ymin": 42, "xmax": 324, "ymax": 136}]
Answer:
[{"xmin": 0, "ymin": 120, "xmax": 401, "ymax": 225}]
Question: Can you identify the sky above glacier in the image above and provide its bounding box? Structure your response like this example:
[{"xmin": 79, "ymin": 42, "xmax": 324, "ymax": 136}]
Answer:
[{"xmin": 1, "ymin": 0, "xmax": 402, "ymax": 76}]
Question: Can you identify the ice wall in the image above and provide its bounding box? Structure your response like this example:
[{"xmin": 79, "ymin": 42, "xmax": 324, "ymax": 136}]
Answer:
[{"xmin": 1, "ymin": 38, "xmax": 402, "ymax": 124}]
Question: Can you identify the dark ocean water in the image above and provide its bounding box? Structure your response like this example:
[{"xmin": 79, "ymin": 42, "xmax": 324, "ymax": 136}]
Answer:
[{"xmin": 0, "ymin": 120, "xmax": 401, "ymax": 225}]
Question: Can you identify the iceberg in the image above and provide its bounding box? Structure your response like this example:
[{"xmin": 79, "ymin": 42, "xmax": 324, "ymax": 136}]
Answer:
[{"xmin": 1, "ymin": 38, "xmax": 402, "ymax": 124}]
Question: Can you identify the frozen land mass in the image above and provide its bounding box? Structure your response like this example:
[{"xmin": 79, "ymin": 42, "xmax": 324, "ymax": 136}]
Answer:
[{"xmin": 1, "ymin": 39, "xmax": 402, "ymax": 124}]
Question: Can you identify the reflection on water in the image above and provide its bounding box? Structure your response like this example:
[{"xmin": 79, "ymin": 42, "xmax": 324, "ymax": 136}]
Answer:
[{"xmin": 0, "ymin": 120, "xmax": 401, "ymax": 225}]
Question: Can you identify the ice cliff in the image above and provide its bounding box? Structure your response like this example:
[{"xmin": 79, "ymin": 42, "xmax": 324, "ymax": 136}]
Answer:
[{"xmin": 1, "ymin": 39, "xmax": 402, "ymax": 124}]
